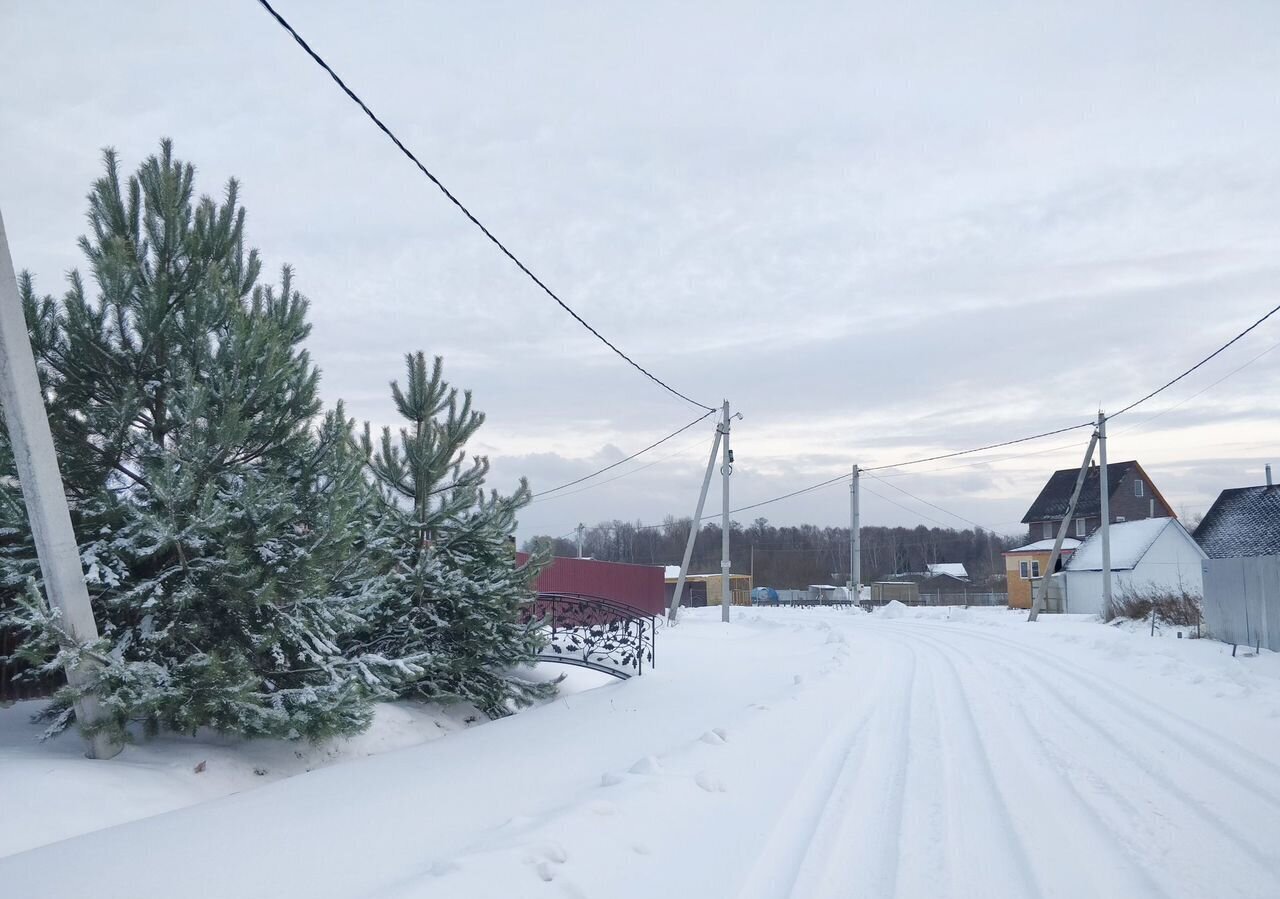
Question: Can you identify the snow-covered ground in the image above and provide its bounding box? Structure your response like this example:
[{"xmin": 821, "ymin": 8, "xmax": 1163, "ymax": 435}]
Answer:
[{"xmin": 3, "ymin": 605, "xmax": 1279, "ymax": 899}]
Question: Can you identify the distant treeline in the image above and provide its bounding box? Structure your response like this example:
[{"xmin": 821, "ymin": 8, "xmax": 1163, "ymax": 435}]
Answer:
[{"xmin": 522, "ymin": 518, "xmax": 1022, "ymax": 589}]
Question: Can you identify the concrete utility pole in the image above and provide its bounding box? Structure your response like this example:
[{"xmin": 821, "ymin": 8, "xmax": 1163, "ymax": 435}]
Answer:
[
  {"xmin": 1028, "ymin": 430, "xmax": 1099, "ymax": 622},
  {"xmin": 0, "ymin": 208, "xmax": 119, "ymax": 759},
  {"xmin": 850, "ymin": 464, "xmax": 861, "ymax": 604},
  {"xmin": 575, "ymin": 523, "xmax": 584, "ymax": 559},
  {"xmin": 666, "ymin": 421, "xmax": 723, "ymax": 623},
  {"xmin": 720, "ymin": 400, "xmax": 733, "ymax": 623},
  {"xmin": 1095, "ymin": 412, "xmax": 1116, "ymax": 622},
  {"xmin": 1098, "ymin": 410, "xmax": 1113, "ymax": 619}
]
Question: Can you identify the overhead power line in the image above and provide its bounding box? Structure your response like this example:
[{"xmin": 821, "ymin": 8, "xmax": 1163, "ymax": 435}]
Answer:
[
  {"xmin": 859, "ymin": 483, "xmax": 953, "ymax": 529},
  {"xmin": 529, "ymin": 430, "xmax": 712, "ymax": 504},
  {"xmin": 1109, "ymin": 299, "xmax": 1280, "ymax": 419},
  {"xmin": 860, "ymin": 471, "xmax": 996, "ymax": 531},
  {"xmin": 626, "ymin": 297, "xmax": 1280, "ymax": 521},
  {"xmin": 255, "ymin": 0, "xmax": 714, "ymax": 412},
  {"xmin": 861, "ymin": 421, "xmax": 1096, "ymax": 473},
  {"xmin": 531, "ymin": 409, "xmax": 715, "ymax": 500}
]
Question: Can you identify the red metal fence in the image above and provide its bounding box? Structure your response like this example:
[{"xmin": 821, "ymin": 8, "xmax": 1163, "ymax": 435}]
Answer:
[{"xmin": 519, "ymin": 555, "xmax": 666, "ymax": 616}]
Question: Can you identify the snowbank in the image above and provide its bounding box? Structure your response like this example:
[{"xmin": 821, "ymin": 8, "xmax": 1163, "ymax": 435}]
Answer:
[
  {"xmin": 0, "ymin": 666, "xmax": 611, "ymax": 857},
  {"xmin": 4, "ymin": 607, "xmax": 1279, "ymax": 899}
]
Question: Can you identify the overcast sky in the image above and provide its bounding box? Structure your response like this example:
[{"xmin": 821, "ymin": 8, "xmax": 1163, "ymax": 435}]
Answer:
[{"xmin": 3, "ymin": 1, "xmax": 1279, "ymax": 542}]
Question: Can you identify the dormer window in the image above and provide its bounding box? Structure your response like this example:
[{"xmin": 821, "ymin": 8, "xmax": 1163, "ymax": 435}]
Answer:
[{"xmin": 1134, "ymin": 479, "xmax": 1144, "ymax": 497}]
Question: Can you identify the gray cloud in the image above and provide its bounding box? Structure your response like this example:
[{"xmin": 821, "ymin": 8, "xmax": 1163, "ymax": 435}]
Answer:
[{"xmin": 3, "ymin": 1, "xmax": 1279, "ymax": 542}]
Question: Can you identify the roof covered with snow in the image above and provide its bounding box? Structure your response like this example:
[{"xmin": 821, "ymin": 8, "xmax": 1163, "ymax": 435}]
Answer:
[
  {"xmin": 926, "ymin": 562, "xmax": 968, "ymax": 579},
  {"xmin": 1195, "ymin": 485, "xmax": 1280, "ymax": 559},
  {"xmin": 1066, "ymin": 517, "xmax": 1180, "ymax": 571},
  {"xmin": 1022, "ymin": 461, "xmax": 1143, "ymax": 523},
  {"xmin": 1005, "ymin": 537, "xmax": 1081, "ymax": 554}
]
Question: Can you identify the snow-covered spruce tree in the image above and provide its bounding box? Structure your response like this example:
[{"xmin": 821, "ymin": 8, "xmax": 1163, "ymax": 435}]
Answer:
[
  {"xmin": 351, "ymin": 352, "xmax": 554, "ymax": 716},
  {"xmin": 0, "ymin": 141, "xmax": 378, "ymax": 742}
]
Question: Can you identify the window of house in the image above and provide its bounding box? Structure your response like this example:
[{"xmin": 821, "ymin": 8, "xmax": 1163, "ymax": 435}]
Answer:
[
  {"xmin": 1019, "ymin": 560, "xmax": 1029, "ymax": 579},
  {"xmin": 1135, "ymin": 479, "xmax": 1144, "ymax": 497},
  {"xmin": 1031, "ymin": 560, "xmax": 1041, "ymax": 578},
  {"xmin": 1043, "ymin": 521, "xmax": 1054, "ymax": 540},
  {"xmin": 1075, "ymin": 518, "xmax": 1086, "ymax": 537}
]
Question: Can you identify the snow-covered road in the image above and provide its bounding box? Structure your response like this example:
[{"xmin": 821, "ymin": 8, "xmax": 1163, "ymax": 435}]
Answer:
[{"xmin": 4, "ymin": 607, "xmax": 1279, "ymax": 899}]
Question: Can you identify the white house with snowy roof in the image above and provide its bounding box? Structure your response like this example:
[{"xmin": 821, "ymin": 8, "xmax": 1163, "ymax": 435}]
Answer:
[{"xmin": 1056, "ymin": 517, "xmax": 1205, "ymax": 616}]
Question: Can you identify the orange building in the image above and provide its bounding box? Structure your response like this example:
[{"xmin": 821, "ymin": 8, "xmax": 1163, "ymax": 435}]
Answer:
[{"xmin": 1003, "ymin": 538, "xmax": 1080, "ymax": 609}]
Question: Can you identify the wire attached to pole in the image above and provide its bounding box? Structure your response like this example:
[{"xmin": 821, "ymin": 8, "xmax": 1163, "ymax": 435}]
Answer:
[{"xmin": 255, "ymin": 0, "xmax": 714, "ymax": 412}]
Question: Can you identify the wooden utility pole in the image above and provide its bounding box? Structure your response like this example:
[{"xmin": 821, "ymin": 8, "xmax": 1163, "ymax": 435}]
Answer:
[{"xmin": 0, "ymin": 207, "xmax": 119, "ymax": 758}]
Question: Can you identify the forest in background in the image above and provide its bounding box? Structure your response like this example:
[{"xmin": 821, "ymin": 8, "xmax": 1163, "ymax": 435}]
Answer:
[{"xmin": 523, "ymin": 518, "xmax": 1024, "ymax": 589}]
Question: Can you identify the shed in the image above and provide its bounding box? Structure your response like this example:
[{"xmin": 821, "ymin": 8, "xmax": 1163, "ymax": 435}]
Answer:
[
  {"xmin": 1002, "ymin": 538, "xmax": 1080, "ymax": 609},
  {"xmin": 1059, "ymin": 518, "xmax": 1205, "ymax": 616},
  {"xmin": 663, "ymin": 571, "xmax": 752, "ymax": 607},
  {"xmin": 870, "ymin": 581, "xmax": 919, "ymax": 605}
]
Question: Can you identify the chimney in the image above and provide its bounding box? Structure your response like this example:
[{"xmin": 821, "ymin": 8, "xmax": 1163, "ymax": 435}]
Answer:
[{"xmin": 1268, "ymin": 463, "xmax": 1274, "ymax": 487}]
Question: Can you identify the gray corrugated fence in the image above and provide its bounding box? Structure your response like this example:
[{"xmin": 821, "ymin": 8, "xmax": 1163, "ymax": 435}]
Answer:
[
  {"xmin": 1201, "ymin": 556, "xmax": 1280, "ymax": 651},
  {"xmin": 921, "ymin": 592, "xmax": 1007, "ymax": 607}
]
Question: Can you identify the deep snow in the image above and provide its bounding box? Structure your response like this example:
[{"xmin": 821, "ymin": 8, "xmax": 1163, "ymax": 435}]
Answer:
[{"xmin": 3, "ymin": 606, "xmax": 1279, "ymax": 899}]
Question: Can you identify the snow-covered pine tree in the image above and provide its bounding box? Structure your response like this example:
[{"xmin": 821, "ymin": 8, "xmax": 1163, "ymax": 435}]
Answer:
[
  {"xmin": 0, "ymin": 141, "xmax": 378, "ymax": 742},
  {"xmin": 352, "ymin": 352, "xmax": 554, "ymax": 716}
]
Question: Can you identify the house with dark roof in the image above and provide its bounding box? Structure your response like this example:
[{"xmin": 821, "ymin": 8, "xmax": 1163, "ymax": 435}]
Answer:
[
  {"xmin": 1022, "ymin": 460, "xmax": 1175, "ymax": 543},
  {"xmin": 1195, "ymin": 478, "xmax": 1280, "ymax": 559}
]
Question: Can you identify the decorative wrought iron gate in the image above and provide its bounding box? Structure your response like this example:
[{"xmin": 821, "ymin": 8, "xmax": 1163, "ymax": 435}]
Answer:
[{"xmin": 522, "ymin": 592, "xmax": 656, "ymax": 679}]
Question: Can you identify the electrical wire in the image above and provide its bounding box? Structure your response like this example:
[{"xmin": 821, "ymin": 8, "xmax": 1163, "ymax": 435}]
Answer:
[
  {"xmin": 860, "ymin": 471, "xmax": 997, "ymax": 531},
  {"xmin": 861, "ymin": 421, "xmax": 1096, "ymax": 473},
  {"xmin": 1109, "ymin": 299, "xmax": 1280, "ymax": 419},
  {"xmin": 255, "ymin": 0, "xmax": 714, "ymax": 412},
  {"xmin": 859, "ymin": 483, "xmax": 953, "ymax": 529},
  {"xmin": 531, "ymin": 409, "xmax": 715, "ymax": 499},
  {"xmin": 1112, "ymin": 338, "xmax": 1280, "ymax": 436},
  {"xmin": 529, "ymin": 428, "xmax": 713, "ymax": 504}
]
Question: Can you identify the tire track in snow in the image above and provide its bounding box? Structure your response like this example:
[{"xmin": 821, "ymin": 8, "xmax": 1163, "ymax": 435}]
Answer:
[
  {"xmin": 913, "ymin": 621, "xmax": 1280, "ymax": 787},
  {"xmin": 732, "ymin": 640, "xmax": 917, "ymax": 899},
  {"xmin": 927, "ymin": 622, "xmax": 1280, "ymax": 817},
  {"xmin": 899, "ymin": 622, "xmax": 1280, "ymax": 890},
  {"xmin": 896, "ymin": 624, "xmax": 1166, "ymax": 898},
  {"xmin": 909, "ymin": 632, "xmax": 1044, "ymax": 899}
]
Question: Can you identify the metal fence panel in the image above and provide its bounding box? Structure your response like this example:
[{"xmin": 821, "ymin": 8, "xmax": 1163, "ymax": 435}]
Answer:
[
  {"xmin": 920, "ymin": 592, "xmax": 1008, "ymax": 607},
  {"xmin": 1202, "ymin": 556, "xmax": 1280, "ymax": 651}
]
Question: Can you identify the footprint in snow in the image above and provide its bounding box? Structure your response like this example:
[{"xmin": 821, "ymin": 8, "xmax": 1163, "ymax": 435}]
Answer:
[
  {"xmin": 701, "ymin": 727, "xmax": 732, "ymax": 747},
  {"xmin": 530, "ymin": 841, "xmax": 568, "ymax": 882},
  {"xmin": 631, "ymin": 842, "xmax": 653, "ymax": 856},
  {"xmin": 589, "ymin": 801, "xmax": 619, "ymax": 816},
  {"xmin": 601, "ymin": 772, "xmax": 625, "ymax": 787},
  {"xmin": 427, "ymin": 860, "xmax": 460, "ymax": 878},
  {"xmin": 629, "ymin": 755, "xmax": 663, "ymax": 775},
  {"xmin": 538, "ymin": 842, "xmax": 568, "ymax": 864},
  {"xmin": 793, "ymin": 674, "xmax": 804, "ymax": 686},
  {"xmin": 695, "ymin": 770, "xmax": 727, "ymax": 793}
]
